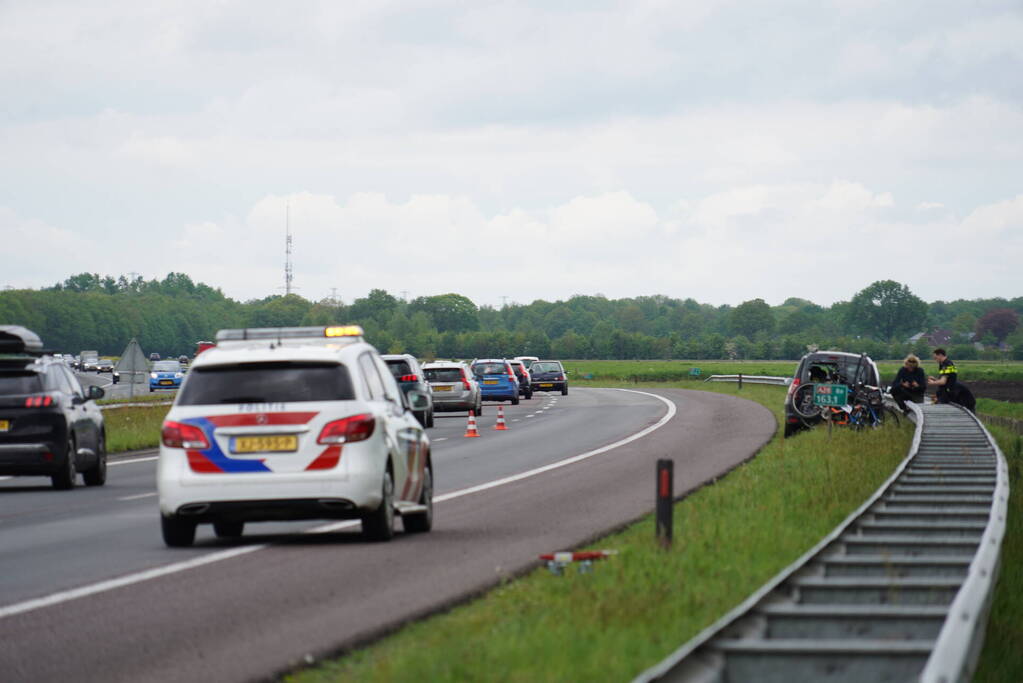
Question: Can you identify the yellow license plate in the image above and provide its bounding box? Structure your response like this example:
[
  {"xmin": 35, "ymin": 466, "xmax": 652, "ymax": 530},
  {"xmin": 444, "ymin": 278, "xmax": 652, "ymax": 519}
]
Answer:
[
  {"xmin": 432, "ymin": 385, "xmax": 452, "ymax": 392},
  {"xmin": 159, "ymin": 380, "xmax": 174, "ymax": 385},
  {"xmin": 0, "ymin": 419, "xmax": 9, "ymax": 432},
  {"xmin": 232, "ymin": 435, "xmax": 298, "ymax": 453},
  {"xmin": 483, "ymin": 380, "xmax": 499, "ymax": 385},
  {"xmin": 539, "ymin": 383, "xmax": 554, "ymax": 388}
]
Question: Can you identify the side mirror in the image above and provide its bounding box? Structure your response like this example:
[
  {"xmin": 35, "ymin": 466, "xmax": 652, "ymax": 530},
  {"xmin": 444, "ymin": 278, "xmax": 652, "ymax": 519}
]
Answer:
[
  {"xmin": 406, "ymin": 389, "xmax": 430, "ymax": 412},
  {"xmin": 87, "ymin": 385, "xmax": 105, "ymax": 401}
]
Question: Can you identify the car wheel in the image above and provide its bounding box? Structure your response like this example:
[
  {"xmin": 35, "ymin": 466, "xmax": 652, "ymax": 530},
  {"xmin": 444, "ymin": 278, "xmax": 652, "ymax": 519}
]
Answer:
[
  {"xmin": 402, "ymin": 464, "xmax": 433, "ymax": 534},
  {"xmin": 213, "ymin": 520, "xmax": 245, "ymax": 538},
  {"xmin": 426, "ymin": 409, "xmax": 434, "ymax": 428},
  {"xmin": 561, "ymin": 385, "xmax": 568, "ymax": 396},
  {"xmin": 475, "ymin": 400, "xmax": 482, "ymax": 416},
  {"xmin": 361, "ymin": 468, "xmax": 395, "ymax": 542},
  {"xmin": 525, "ymin": 389, "xmax": 533, "ymax": 400},
  {"xmin": 51, "ymin": 438, "xmax": 77, "ymax": 490},
  {"xmin": 511, "ymin": 395, "xmax": 519, "ymax": 405},
  {"xmin": 149, "ymin": 387, "xmax": 154, "ymax": 393},
  {"xmin": 162, "ymin": 515, "xmax": 197, "ymax": 547},
  {"xmin": 82, "ymin": 433, "xmax": 107, "ymax": 486}
]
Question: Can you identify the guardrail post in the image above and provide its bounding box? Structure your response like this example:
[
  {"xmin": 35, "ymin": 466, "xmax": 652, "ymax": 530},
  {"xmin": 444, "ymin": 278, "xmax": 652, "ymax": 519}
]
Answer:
[
  {"xmin": 738, "ymin": 372, "xmax": 743, "ymax": 390},
  {"xmin": 656, "ymin": 459, "xmax": 673, "ymax": 548}
]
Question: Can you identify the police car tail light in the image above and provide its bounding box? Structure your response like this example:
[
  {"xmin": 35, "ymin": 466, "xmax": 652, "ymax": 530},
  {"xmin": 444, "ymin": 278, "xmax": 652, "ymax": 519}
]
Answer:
[
  {"xmin": 399, "ymin": 374, "xmax": 418, "ymax": 383},
  {"xmin": 161, "ymin": 421, "xmax": 210, "ymax": 449},
  {"xmin": 317, "ymin": 413, "xmax": 375, "ymax": 445},
  {"xmin": 24, "ymin": 395, "xmax": 54, "ymax": 407}
]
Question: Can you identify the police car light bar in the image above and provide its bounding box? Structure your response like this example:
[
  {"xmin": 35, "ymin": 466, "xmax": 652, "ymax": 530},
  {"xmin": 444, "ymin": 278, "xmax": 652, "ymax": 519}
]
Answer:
[{"xmin": 215, "ymin": 325, "xmax": 365, "ymax": 343}]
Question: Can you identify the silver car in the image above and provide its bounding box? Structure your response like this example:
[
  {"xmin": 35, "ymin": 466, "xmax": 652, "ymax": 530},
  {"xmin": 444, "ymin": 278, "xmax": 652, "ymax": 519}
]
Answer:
[{"xmin": 423, "ymin": 361, "xmax": 482, "ymax": 415}]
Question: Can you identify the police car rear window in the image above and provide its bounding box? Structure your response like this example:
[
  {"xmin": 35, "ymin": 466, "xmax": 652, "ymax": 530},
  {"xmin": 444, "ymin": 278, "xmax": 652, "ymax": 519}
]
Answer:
[
  {"xmin": 177, "ymin": 362, "xmax": 355, "ymax": 405},
  {"xmin": 0, "ymin": 373, "xmax": 43, "ymax": 395},
  {"xmin": 425, "ymin": 368, "xmax": 463, "ymax": 382}
]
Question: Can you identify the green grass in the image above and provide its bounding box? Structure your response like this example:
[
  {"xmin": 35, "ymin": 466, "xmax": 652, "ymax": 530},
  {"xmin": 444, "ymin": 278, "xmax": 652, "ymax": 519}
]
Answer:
[
  {"xmin": 104, "ymin": 404, "xmax": 170, "ymax": 452},
  {"xmin": 973, "ymin": 424, "xmax": 1023, "ymax": 682},
  {"xmin": 286, "ymin": 382, "xmax": 913, "ymax": 683},
  {"xmin": 563, "ymin": 359, "xmax": 1023, "ymax": 383},
  {"xmin": 976, "ymin": 398, "xmax": 1023, "ymax": 421},
  {"xmin": 98, "ymin": 392, "xmax": 175, "ymax": 406}
]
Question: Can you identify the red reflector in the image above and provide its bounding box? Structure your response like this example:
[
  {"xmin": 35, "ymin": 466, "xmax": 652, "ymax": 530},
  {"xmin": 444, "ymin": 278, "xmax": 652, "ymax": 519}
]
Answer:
[
  {"xmin": 161, "ymin": 421, "xmax": 211, "ymax": 449},
  {"xmin": 317, "ymin": 413, "xmax": 375, "ymax": 445}
]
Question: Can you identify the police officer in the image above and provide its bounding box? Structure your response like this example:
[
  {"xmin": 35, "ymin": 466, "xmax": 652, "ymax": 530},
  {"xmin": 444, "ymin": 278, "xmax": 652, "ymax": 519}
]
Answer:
[{"xmin": 927, "ymin": 347, "xmax": 976, "ymax": 412}]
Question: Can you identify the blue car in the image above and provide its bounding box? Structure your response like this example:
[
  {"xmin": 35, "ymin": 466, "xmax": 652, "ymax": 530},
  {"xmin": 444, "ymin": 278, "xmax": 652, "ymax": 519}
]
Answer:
[
  {"xmin": 150, "ymin": 360, "xmax": 184, "ymax": 392},
  {"xmin": 471, "ymin": 359, "xmax": 519, "ymax": 405}
]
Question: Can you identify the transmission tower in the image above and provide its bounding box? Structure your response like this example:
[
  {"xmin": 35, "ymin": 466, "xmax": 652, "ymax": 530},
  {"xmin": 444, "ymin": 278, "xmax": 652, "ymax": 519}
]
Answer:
[{"xmin": 284, "ymin": 202, "xmax": 294, "ymax": 295}]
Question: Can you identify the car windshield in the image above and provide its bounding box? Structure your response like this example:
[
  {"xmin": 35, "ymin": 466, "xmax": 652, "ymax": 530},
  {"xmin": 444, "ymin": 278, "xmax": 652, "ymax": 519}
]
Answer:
[
  {"xmin": 177, "ymin": 362, "xmax": 355, "ymax": 405},
  {"xmin": 425, "ymin": 367, "xmax": 463, "ymax": 382},
  {"xmin": 531, "ymin": 362, "xmax": 561, "ymax": 373},
  {"xmin": 384, "ymin": 360, "xmax": 413, "ymax": 377},
  {"xmin": 153, "ymin": 361, "xmax": 181, "ymax": 372},
  {"xmin": 0, "ymin": 373, "xmax": 43, "ymax": 395},
  {"xmin": 473, "ymin": 363, "xmax": 508, "ymax": 375}
]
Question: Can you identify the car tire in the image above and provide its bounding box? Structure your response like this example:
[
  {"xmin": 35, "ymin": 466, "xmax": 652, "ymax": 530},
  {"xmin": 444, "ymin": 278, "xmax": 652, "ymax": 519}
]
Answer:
[
  {"xmin": 213, "ymin": 520, "xmax": 245, "ymax": 538},
  {"xmin": 511, "ymin": 395, "xmax": 519, "ymax": 405},
  {"xmin": 361, "ymin": 469, "xmax": 395, "ymax": 542},
  {"xmin": 402, "ymin": 464, "xmax": 433, "ymax": 534},
  {"xmin": 426, "ymin": 409, "xmax": 434, "ymax": 428},
  {"xmin": 525, "ymin": 389, "xmax": 533, "ymax": 400},
  {"xmin": 82, "ymin": 433, "xmax": 107, "ymax": 486},
  {"xmin": 162, "ymin": 515, "xmax": 197, "ymax": 547},
  {"xmin": 561, "ymin": 385, "xmax": 568, "ymax": 396},
  {"xmin": 475, "ymin": 400, "xmax": 482, "ymax": 416},
  {"xmin": 51, "ymin": 438, "xmax": 77, "ymax": 490},
  {"xmin": 149, "ymin": 387, "xmax": 154, "ymax": 393}
]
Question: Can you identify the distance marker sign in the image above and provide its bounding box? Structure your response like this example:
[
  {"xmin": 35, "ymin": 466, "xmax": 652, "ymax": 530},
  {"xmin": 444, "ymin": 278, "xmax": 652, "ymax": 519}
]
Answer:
[{"xmin": 813, "ymin": 383, "xmax": 849, "ymax": 407}]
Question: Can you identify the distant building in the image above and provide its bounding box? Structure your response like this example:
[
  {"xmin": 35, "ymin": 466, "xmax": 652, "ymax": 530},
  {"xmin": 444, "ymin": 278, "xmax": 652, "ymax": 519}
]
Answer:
[{"xmin": 908, "ymin": 328, "xmax": 954, "ymax": 347}]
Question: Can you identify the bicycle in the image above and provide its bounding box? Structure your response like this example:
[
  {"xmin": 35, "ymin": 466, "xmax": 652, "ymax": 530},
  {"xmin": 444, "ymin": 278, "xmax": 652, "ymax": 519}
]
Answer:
[{"xmin": 790, "ymin": 381, "xmax": 900, "ymax": 431}]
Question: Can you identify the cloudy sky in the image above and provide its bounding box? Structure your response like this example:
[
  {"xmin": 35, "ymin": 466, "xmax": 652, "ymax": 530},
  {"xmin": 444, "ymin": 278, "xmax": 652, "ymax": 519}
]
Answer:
[{"xmin": 1, "ymin": 0, "xmax": 1020, "ymax": 308}]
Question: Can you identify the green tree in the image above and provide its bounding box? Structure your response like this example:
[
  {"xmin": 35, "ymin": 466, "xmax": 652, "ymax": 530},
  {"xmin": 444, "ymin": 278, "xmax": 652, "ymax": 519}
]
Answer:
[
  {"xmin": 975, "ymin": 308, "xmax": 1019, "ymax": 344},
  {"xmin": 408, "ymin": 293, "xmax": 479, "ymax": 332},
  {"xmin": 846, "ymin": 281, "xmax": 928, "ymax": 341},
  {"xmin": 729, "ymin": 299, "xmax": 775, "ymax": 339}
]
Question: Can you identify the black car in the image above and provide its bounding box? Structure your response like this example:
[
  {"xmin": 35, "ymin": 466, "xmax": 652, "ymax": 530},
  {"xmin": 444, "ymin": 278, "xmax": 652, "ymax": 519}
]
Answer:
[
  {"xmin": 381, "ymin": 353, "xmax": 434, "ymax": 428},
  {"xmin": 0, "ymin": 326, "xmax": 107, "ymax": 489},
  {"xmin": 508, "ymin": 359, "xmax": 533, "ymax": 399},
  {"xmin": 784, "ymin": 350, "xmax": 882, "ymax": 437},
  {"xmin": 529, "ymin": 360, "xmax": 569, "ymax": 395}
]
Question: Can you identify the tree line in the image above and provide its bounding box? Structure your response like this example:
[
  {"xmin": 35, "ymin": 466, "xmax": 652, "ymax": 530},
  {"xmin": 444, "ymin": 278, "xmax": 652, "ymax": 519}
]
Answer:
[{"xmin": 1, "ymin": 273, "xmax": 1021, "ymax": 361}]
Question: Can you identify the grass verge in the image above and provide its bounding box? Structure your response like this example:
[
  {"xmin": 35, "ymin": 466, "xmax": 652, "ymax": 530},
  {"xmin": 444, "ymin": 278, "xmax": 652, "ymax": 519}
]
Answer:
[
  {"xmin": 973, "ymin": 423, "xmax": 1023, "ymax": 683},
  {"xmin": 977, "ymin": 398, "xmax": 1023, "ymax": 421},
  {"xmin": 286, "ymin": 382, "xmax": 912, "ymax": 682},
  {"xmin": 104, "ymin": 404, "xmax": 170, "ymax": 452}
]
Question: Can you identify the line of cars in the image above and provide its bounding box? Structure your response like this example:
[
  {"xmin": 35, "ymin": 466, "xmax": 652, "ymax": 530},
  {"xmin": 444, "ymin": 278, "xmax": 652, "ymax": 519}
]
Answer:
[{"xmin": 378, "ymin": 354, "xmax": 570, "ymax": 426}]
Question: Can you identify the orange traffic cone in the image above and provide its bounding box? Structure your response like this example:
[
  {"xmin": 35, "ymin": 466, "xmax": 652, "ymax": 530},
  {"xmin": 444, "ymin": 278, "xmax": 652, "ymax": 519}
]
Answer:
[
  {"xmin": 464, "ymin": 410, "xmax": 481, "ymax": 438},
  {"xmin": 494, "ymin": 405, "xmax": 508, "ymax": 431}
]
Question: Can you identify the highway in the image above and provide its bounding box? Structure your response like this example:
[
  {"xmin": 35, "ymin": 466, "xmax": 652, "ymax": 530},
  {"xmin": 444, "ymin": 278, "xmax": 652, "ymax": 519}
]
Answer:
[{"xmin": 0, "ymin": 388, "xmax": 775, "ymax": 683}]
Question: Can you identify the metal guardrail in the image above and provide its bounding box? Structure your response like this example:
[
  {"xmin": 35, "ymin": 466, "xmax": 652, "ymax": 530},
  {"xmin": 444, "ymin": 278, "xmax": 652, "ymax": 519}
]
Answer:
[
  {"xmin": 702, "ymin": 374, "xmax": 791, "ymax": 387},
  {"xmin": 634, "ymin": 402, "xmax": 1009, "ymax": 683}
]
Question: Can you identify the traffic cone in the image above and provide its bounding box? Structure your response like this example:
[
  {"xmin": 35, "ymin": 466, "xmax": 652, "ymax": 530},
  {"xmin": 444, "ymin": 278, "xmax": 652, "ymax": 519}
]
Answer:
[
  {"xmin": 494, "ymin": 405, "xmax": 508, "ymax": 431},
  {"xmin": 464, "ymin": 410, "xmax": 480, "ymax": 438}
]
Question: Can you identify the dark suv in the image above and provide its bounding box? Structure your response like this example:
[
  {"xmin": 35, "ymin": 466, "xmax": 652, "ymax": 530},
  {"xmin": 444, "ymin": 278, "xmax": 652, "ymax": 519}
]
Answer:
[
  {"xmin": 382, "ymin": 353, "xmax": 434, "ymax": 428},
  {"xmin": 784, "ymin": 350, "xmax": 881, "ymax": 437},
  {"xmin": 508, "ymin": 359, "xmax": 532, "ymax": 399},
  {"xmin": 0, "ymin": 326, "xmax": 107, "ymax": 489}
]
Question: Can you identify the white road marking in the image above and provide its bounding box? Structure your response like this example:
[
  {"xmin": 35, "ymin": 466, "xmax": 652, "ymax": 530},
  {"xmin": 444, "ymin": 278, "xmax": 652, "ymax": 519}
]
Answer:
[
  {"xmin": 110, "ymin": 456, "xmax": 158, "ymax": 466},
  {"xmin": 433, "ymin": 437, "xmax": 448, "ymax": 442},
  {"xmin": 118, "ymin": 492, "xmax": 158, "ymax": 501},
  {"xmin": 0, "ymin": 389, "xmax": 675, "ymax": 620}
]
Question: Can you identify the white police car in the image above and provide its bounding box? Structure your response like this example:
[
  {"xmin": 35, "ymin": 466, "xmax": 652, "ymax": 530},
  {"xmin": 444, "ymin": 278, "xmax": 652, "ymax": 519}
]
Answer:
[{"xmin": 157, "ymin": 325, "xmax": 433, "ymax": 547}]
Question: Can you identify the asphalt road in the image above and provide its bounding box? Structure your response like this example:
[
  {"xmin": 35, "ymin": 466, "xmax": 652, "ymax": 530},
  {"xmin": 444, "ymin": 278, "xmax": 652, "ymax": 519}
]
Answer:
[{"xmin": 0, "ymin": 387, "xmax": 775, "ymax": 683}]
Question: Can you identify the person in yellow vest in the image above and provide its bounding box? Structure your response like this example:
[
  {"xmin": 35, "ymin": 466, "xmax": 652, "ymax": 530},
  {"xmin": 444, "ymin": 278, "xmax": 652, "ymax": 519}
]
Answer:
[{"xmin": 927, "ymin": 348, "xmax": 975, "ymax": 412}]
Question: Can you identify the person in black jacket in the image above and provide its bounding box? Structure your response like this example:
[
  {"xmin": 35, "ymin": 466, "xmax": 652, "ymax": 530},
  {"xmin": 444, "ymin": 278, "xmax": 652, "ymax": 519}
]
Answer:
[{"xmin": 889, "ymin": 354, "xmax": 926, "ymax": 412}]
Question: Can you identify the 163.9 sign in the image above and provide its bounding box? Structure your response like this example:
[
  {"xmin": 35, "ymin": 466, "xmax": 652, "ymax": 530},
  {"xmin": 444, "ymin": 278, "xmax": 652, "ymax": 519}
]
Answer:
[{"xmin": 813, "ymin": 383, "xmax": 849, "ymax": 407}]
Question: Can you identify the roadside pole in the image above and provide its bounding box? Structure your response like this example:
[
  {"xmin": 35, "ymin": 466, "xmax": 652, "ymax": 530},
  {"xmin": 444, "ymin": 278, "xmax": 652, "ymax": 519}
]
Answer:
[{"xmin": 656, "ymin": 459, "xmax": 673, "ymax": 548}]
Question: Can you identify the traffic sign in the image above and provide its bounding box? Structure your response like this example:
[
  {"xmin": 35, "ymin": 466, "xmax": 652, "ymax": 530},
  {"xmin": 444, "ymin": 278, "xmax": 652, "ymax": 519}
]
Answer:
[{"xmin": 813, "ymin": 383, "xmax": 849, "ymax": 407}]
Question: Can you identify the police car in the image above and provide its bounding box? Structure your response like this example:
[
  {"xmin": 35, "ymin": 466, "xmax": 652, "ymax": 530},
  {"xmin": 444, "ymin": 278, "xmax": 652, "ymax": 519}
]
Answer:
[{"xmin": 157, "ymin": 325, "xmax": 433, "ymax": 547}]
